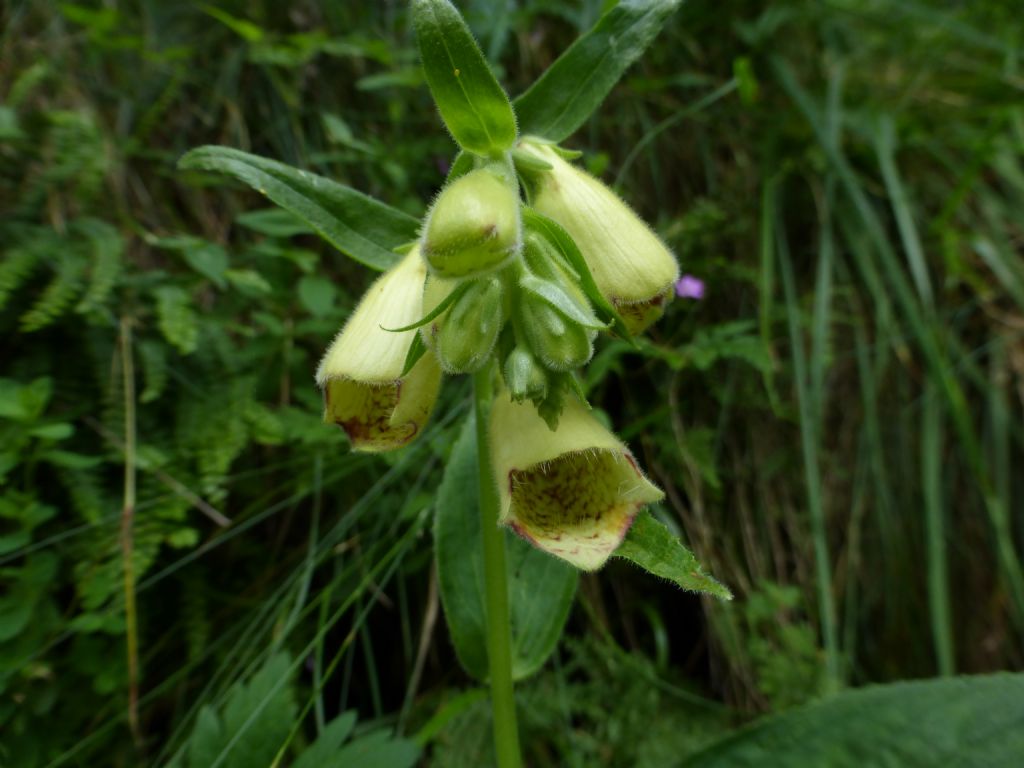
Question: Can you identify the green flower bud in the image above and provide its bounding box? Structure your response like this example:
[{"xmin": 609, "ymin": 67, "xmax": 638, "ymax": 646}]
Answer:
[
  {"xmin": 519, "ymin": 293, "xmax": 594, "ymax": 372},
  {"xmin": 422, "ymin": 168, "xmax": 520, "ymax": 278},
  {"xmin": 489, "ymin": 392, "xmax": 664, "ymax": 571},
  {"xmin": 315, "ymin": 246, "xmax": 441, "ymax": 452},
  {"xmin": 519, "ymin": 139, "xmax": 679, "ymax": 334},
  {"xmin": 503, "ymin": 346, "xmax": 548, "ymax": 402},
  {"xmin": 436, "ymin": 277, "xmax": 505, "ymax": 373}
]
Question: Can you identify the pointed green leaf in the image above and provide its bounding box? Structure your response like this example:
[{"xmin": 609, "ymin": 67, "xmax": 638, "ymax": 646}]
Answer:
[
  {"xmin": 381, "ymin": 279, "xmax": 473, "ymax": 332},
  {"xmin": 615, "ymin": 510, "xmax": 732, "ymax": 600},
  {"xmin": 178, "ymin": 146, "xmax": 418, "ymax": 271},
  {"xmin": 435, "ymin": 415, "xmax": 578, "ymax": 682},
  {"xmin": 400, "ymin": 329, "xmax": 429, "ymax": 377},
  {"xmin": 515, "ymin": 0, "xmax": 683, "ymax": 142},
  {"xmin": 682, "ymin": 674, "xmax": 1024, "ymax": 767},
  {"xmin": 412, "ymin": 0, "xmax": 517, "ymax": 156},
  {"xmin": 291, "ymin": 712, "xmax": 356, "ymax": 768},
  {"xmin": 334, "ymin": 730, "xmax": 420, "ymax": 768},
  {"xmin": 519, "ymin": 273, "xmax": 606, "ymax": 330}
]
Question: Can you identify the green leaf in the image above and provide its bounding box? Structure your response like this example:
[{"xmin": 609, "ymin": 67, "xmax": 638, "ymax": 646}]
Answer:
[
  {"xmin": 435, "ymin": 415, "xmax": 578, "ymax": 682},
  {"xmin": 183, "ymin": 242, "xmax": 229, "ymax": 287},
  {"xmin": 333, "ymin": 729, "xmax": 420, "ymax": 768},
  {"xmin": 681, "ymin": 674, "xmax": 1024, "ymax": 767},
  {"xmin": 514, "ymin": 0, "xmax": 683, "ymax": 142},
  {"xmin": 297, "ymin": 275, "xmax": 337, "ymax": 317},
  {"xmin": 200, "ymin": 5, "xmax": 264, "ymax": 43},
  {"xmin": 291, "ymin": 711, "xmax": 357, "ymax": 768},
  {"xmin": 178, "ymin": 146, "xmax": 418, "ymax": 271},
  {"xmin": 519, "ymin": 273, "xmax": 607, "ymax": 330},
  {"xmin": 235, "ymin": 207, "xmax": 314, "ymax": 237},
  {"xmin": 615, "ymin": 510, "xmax": 732, "ymax": 600},
  {"xmin": 412, "ymin": 0, "xmax": 517, "ymax": 156},
  {"xmin": 381, "ymin": 279, "xmax": 472, "ymax": 332},
  {"xmin": 185, "ymin": 652, "xmax": 296, "ymax": 768},
  {"xmin": 400, "ymin": 330, "xmax": 429, "ymax": 377},
  {"xmin": 29, "ymin": 422, "xmax": 74, "ymax": 441}
]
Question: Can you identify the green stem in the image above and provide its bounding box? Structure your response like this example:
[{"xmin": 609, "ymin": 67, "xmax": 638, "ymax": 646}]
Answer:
[
  {"xmin": 119, "ymin": 317, "xmax": 141, "ymax": 745},
  {"xmin": 473, "ymin": 368, "xmax": 522, "ymax": 768}
]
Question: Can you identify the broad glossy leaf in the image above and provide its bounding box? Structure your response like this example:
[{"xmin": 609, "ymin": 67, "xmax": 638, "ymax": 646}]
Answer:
[
  {"xmin": 435, "ymin": 414, "xmax": 578, "ymax": 681},
  {"xmin": 179, "ymin": 146, "xmax": 418, "ymax": 271},
  {"xmin": 681, "ymin": 674, "xmax": 1024, "ymax": 767},
  {"xmin": 412, "ymin": 0, "xmax": 517, "ymax": 156},
  {"xmin": 615, "ymin": 510, "xmax": 731, "ymax": 600},
  {"xmin": 515, "ymin": 0, "xmax": 683, "ymax": 142}
]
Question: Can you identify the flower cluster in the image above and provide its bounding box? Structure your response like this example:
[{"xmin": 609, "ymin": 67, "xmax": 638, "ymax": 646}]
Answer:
[{"xmin": 317, "ymin": 137, "xmax": 679, "ymax": 570}]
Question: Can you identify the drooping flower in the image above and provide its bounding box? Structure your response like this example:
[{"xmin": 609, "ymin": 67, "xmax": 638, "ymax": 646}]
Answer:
[
  {"xmin": 519, "ymin": 139, "xmax": 679, "ymax": 335},
  {"xmin": 316, "ymin": 245, "xmax": 441, "ymax": 452},
  {"xmin": 488, "ymin": 391, "xmax": 663, "ymax": 570}
]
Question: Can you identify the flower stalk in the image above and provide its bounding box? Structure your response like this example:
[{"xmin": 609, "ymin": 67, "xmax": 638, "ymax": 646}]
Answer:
[{"xmin": 473, "ymin": 365, "xmax": 523, "ymax": 768}]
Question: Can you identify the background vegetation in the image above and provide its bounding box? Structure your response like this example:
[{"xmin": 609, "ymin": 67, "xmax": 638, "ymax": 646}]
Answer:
[{"xmin": 2, "ymin": 0, "xmax": 1023, "ymax": 765}]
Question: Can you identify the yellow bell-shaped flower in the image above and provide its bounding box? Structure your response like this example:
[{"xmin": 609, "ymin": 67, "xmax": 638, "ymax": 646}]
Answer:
[
  {"xmin": 488, "ymin": 391, "xmax": 663, "ymax": 570},
  {"xmin": 520, "ymin": 139, "xmax": 679, "ymax": 334},
  {"xmin": 316, "ymin": 246, "xmax": 441, "ymax": 452}
]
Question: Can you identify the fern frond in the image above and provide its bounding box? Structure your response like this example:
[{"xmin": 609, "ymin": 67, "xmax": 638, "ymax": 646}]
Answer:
[
  {"xmin": 20, "ymin": 253, "xmax": 87, "ymax": 332},
  {"xmin": 0, "ymin": 247, "xmax": 41, "ymax": 311},
  {"xmin": 75, "ymin": 218, "xmax": 124, "ymax": 314},
  {"xmin": 154, "ymin": 286, "xmax": 199, "ymax": 355},
  {"xmin": 138, "ymin": 338, "xmax": 169, "ymax": 404}
]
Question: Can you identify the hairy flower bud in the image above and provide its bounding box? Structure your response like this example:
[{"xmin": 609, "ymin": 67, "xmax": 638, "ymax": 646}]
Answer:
[
  {"xmin": 520, "ymin": 139, "xmax": 679, "ymax": 334},
  {"xmin": 422, "ymin": 167, "xmax": 519, "ymax": 278},
  {"xmin": 489, "ymin": 393, "xmax": 664, "ymax": 570},
  {"xmin": 518, "ymin": 295, "xmax": 594, "ymax": 372},
  {"xmin": 503, "ymin": 346, "xmax": 548, "ymax": 402},
  {"xmin": 316, "ymin": 246, "xmax": 441, "ymax": 452},
  {"xmin": 436, "ymin": 277, "xmax": 504, "ymax": 373}
]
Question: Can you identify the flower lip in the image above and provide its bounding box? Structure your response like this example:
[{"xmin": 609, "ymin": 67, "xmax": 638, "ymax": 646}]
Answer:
[{"xmin": 489, "ymin": 392, "xmax": 663, "ymax": 571}]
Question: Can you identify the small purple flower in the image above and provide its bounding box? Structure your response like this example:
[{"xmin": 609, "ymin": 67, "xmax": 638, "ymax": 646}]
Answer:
[{"xmin": 675, "ymin": 274, "xmax": 705, "ymax": 300}]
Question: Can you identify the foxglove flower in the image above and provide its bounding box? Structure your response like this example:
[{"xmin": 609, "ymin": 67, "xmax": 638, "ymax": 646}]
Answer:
[
  {"xmin": 316, "ymin": 246, "xmax": 441, "ymax": 452},
  {"xmin": 519, "ymin": 139, "xmax": 679, "ymax": 334},
  {"xmin": 489, "ymin": 392, "xmax": 663, "ymax": 570}
]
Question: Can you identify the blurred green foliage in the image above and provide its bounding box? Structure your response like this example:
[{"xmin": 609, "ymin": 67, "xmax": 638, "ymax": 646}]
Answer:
[{"xmin": 1, "ymin": 0, "xmax": 1023, "ymax": 765}]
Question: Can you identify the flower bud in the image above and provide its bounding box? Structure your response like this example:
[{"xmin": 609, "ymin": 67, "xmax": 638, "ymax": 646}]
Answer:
[
  {"xmin": 503, "ymin": 346, "xmax": 548, "ymax": 401},
  {"xmin": 519, "ymin": 139, "xmax": 679, "ymax": 334},
  {"xmin": 518, "ymin": 295, "xmax": 594, "ymax": 372},
  {"xmin": 316, "ymin": 246, "xmax": 441, "ymax": 452},
  {"xmin": 489, "ymin": 392, "xmax": 664, "ymax": 571},
  {"xmin": 422, "ymin": 168, "xmax": 519, "ymax": 278},
  {"xmin": 436, "ymin": 277, "xmax": 504, "ymax": 373}
]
